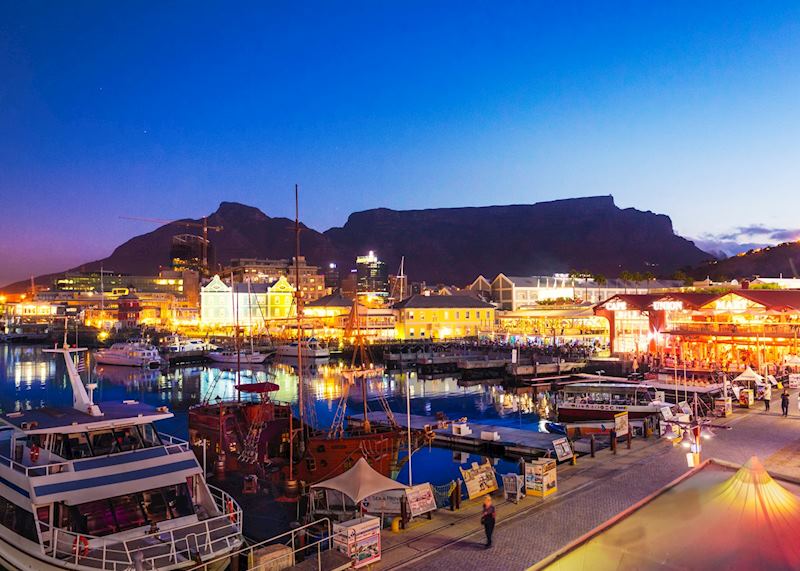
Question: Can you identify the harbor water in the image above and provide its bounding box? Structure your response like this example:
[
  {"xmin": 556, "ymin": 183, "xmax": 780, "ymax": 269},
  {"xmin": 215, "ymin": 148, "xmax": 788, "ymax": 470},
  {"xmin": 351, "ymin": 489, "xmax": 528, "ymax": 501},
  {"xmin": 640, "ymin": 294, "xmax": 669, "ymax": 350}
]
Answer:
[{"xmin": 0, "ymin": 345, "xmax": 547, "ymax": 488}]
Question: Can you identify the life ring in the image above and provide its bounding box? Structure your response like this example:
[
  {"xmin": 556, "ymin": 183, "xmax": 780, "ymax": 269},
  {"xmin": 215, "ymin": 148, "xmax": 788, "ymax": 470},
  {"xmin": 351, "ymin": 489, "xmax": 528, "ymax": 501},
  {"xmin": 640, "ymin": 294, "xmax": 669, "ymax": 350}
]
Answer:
[
  {"xmin": 29, "ymin": 444, "xmax": 40, "ymax": 464},
  {"xmin": 72, "ymin": 535, "xmax": 89, "ymax": 557},
  {"xmin": 226, "ymin": 498, "xmax": 236, "ymax": 523}
]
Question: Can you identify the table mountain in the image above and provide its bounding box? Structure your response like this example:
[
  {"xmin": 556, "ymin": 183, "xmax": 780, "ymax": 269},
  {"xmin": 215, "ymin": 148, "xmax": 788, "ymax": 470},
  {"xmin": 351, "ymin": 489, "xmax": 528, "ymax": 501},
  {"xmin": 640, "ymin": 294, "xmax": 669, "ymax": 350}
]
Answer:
[{"xmin": 3, "ymin": 196, "xmax": 712, "ymax": 291}]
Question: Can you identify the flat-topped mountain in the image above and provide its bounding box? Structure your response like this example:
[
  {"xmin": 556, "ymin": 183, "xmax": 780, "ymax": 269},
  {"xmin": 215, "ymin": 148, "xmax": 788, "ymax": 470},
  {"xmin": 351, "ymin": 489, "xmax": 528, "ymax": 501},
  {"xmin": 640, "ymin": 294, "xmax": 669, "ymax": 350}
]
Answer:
[{"xmin": 3, "ymin": 196, "xmax": 712, "ymax": 291}]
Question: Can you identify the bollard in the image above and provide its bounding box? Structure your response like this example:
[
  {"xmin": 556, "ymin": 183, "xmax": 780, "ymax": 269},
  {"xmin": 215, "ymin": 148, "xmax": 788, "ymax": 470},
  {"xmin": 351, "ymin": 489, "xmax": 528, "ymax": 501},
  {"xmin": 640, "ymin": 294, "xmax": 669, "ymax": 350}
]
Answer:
[
  {"xmin": 611, "ymin": 430, "xmax": 617, "ymax": 455},
  {"xmin": 627, "ymin": 429, "xmax": 632, "ymax": 449},
  {"xmin": 590, "ymin": 434, "xmax": 596, "ymax": 458}
]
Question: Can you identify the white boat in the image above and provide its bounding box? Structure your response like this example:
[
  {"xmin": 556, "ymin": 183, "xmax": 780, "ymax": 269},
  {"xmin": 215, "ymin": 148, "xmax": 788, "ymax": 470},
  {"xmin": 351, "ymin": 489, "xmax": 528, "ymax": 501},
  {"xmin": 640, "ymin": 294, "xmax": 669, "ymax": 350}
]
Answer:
[
  {"xmin": 94, "ymin": 342, "xmax": 162, "ymax": 368},
  {"xmin": 207, "ymin": 350, "xmax": 270, "ymax": 364},
  {"xmin": 557, "ymin": 382, "xmax": 666, "ymax": 422},
  {"xmin": 163, "ymin": 337, "xmax": 218, "ymax": 353},
  {"xmin": 0, "ymin": 345, "xmax": 243, "ymax": 570},
  {"xmin": 276, "ymin": 337, "xmax": 330, "ymax": 359}
]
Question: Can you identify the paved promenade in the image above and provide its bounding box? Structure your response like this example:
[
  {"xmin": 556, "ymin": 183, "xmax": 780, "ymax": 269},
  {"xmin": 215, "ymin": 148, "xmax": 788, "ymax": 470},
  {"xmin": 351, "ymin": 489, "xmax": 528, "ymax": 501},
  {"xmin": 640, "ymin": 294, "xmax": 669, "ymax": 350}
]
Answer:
[{"xmin": 376, "ymin": 391, "xmax": 800, "ymax": 570}]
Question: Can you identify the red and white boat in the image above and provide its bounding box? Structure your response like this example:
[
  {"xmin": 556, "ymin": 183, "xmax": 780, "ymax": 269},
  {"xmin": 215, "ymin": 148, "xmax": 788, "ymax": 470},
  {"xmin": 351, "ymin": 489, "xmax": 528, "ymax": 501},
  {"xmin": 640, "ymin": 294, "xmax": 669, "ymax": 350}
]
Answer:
[{"xmin": 557, "ymin": 382, "xmax": 666, "ymax": 422}]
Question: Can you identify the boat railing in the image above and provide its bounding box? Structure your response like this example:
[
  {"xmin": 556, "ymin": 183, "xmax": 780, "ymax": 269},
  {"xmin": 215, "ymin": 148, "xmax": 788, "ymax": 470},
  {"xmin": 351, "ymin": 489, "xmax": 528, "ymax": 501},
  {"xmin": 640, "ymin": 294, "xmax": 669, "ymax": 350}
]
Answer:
[
  {"xmin": 187, "ymin": 517, "xmax": 337, "ymax": 571},
  {"xmin": 37, "ymin": 486, "xmax": 242, "ymax": 570},
  {"xmin": 0, "ymin": 437, "xmax": 192, "ymax": 478}
]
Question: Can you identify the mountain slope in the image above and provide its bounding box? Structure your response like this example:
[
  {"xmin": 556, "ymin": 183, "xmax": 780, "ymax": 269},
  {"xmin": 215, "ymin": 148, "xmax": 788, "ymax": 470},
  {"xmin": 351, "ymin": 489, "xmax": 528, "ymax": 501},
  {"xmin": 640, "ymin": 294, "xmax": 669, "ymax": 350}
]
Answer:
[
  {"xmin": 693, "ymin": 241, "xmax": 800, "ymax": 280},
  {"xmin": 3, "ymin": 196, "xmax": 711, "ymax": 291}
]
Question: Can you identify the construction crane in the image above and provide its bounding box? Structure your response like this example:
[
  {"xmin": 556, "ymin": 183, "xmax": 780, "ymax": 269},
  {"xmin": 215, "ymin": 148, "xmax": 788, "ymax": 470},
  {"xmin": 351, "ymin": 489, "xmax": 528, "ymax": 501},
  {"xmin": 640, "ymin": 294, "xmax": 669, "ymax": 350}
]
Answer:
[{"xmin": 120, "ymin": 215, "xmax": 223, "ymax": 275}]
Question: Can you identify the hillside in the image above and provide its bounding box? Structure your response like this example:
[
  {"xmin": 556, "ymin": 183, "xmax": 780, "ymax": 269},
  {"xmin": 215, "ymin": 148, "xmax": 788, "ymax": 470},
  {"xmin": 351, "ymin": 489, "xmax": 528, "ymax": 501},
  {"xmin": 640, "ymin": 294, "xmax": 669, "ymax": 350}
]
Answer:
[
  {"xmin": 3, "ymin": 196, "xmax": 712, "ymax": 291},
  {"xmin": 693, "ymin": 241, "xmax": 800, "ymax": 280}
]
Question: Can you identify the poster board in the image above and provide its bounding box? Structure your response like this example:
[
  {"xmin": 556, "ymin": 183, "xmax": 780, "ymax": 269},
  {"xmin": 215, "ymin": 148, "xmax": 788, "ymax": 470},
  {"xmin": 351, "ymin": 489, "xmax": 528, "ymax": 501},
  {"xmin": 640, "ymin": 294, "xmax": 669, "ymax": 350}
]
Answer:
[
  {"xmin": 614, "ymin": 411, "xmax": 629, "ymax": 437},
  {"xmin": 459, "ymin": 460, "xmax": 498, "ymax": 500},
  {"xmin": 552, "ymin": 437, "xmax": 574, "ymax": 462},
  {"xmin": 333, "ymin": 516, "xmax": 381, "ymax": 569},
  {"xmin": 361, "ymin": 490, "xmax": 403, "ymax": 515},
  {"xmin": 789, "ymin": 374, "xmax": 800, "ymax": 389},
  {"xmin": 405, "ymin": 483, "xmax": 437, "ymax": 518},
  {"xmin": 525, "ymin": 459, "xmax": 557, "ymax": 498}
]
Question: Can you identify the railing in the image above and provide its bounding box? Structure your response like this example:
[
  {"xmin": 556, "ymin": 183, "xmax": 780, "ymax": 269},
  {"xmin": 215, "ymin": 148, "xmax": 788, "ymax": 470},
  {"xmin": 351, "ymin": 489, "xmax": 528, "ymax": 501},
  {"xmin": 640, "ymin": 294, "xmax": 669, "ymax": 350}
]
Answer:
[
  {"xmin": 37, "ymin": 487, "xmax": 242, "ymax": 570},
  {"xmin": 0, "ymin": 435, "xmax": 192, "ymax": 478},
  {"xmin": 667, "ymin": 322, "xmax": 800, "ymax": 338},
  {"xmin": 187, "ymin": 517, "xmax": 338, "ymax": 571}
]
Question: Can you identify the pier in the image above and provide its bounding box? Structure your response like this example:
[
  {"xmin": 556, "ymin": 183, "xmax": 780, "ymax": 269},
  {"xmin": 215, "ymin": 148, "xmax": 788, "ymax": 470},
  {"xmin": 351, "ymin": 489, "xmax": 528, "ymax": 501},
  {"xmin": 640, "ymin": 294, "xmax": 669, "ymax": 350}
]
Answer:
[{"xmin": 349, "ymin": 412, "xmax": 566, "ymax": 459}]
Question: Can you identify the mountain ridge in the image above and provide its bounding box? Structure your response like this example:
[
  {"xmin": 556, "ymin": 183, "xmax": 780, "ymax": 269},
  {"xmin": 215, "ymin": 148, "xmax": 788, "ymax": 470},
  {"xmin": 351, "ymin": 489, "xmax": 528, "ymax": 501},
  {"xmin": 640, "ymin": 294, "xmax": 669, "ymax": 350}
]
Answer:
[{"xmin": 2, "ymin": 196, "xmax": 712, "ymax": 292}]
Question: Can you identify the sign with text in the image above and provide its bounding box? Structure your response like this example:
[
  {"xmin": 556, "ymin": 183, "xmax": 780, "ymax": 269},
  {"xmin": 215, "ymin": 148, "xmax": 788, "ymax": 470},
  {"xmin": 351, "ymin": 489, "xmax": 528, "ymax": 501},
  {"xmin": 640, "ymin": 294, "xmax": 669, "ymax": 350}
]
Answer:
[
  {"xmin": 614, "ymin": 411, "xmax": 629, "ymax": 437},
  {"xmin": 361, "ymin": 490, "xmax": 403, "ymax": 515},
  {"xmin": 405, "ymin": 483, "xmax": 437, "ymax": 518},
  {"xmin": 459, "ymin": 460, "xmax": 498, "ymax": 500},
  {"xmin": 552, "ymin": 437, "xmax": 574, "ymax": 462}
]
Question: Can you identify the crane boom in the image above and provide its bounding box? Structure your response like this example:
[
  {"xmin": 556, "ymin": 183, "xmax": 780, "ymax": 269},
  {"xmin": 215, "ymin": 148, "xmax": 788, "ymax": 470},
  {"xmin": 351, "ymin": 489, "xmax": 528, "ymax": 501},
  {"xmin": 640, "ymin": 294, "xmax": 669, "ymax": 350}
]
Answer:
[{"xmin": 120, "ymin": 215, "xmax": 223, "ymax": 274}]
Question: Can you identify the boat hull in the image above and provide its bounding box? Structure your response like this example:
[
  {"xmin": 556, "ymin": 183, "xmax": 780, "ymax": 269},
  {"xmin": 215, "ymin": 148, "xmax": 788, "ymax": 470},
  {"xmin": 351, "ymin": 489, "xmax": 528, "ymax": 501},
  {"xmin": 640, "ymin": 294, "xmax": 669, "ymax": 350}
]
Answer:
[
  {"xmin": 94, "ymin": 354, "xmax": 160, "ymax": 367},
  {"xmin": 557, "ymin": 405, "xmax": 661, "ymax": 422},
  {"xmin": 207, "ymin": 352, "xmax": 269, "ymax": 364}
]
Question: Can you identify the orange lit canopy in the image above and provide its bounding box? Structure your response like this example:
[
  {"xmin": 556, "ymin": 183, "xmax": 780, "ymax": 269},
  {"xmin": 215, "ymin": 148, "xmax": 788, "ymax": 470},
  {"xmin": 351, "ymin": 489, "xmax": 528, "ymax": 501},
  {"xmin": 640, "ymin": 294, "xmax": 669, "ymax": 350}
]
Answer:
[{"xmin": 540, "ymin": 457, "xmax": 800, "ymax": 570}]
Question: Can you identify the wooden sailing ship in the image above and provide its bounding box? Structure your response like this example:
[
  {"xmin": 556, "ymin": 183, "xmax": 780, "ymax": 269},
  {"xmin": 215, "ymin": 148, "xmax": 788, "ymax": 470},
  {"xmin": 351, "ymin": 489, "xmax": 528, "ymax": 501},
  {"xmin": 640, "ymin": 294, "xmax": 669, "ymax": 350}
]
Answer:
[{"xmin": 188, "ymin": 185, "xmax": 403, "ymax": 488}]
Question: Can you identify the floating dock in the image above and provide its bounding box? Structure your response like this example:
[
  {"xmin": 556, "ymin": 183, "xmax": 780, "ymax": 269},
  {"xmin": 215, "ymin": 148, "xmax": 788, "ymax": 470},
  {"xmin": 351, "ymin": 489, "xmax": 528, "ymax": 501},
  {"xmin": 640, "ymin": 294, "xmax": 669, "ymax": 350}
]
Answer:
[{"xmin": 348, "ymin": 412, "xmax": 564, "ymax": 459}]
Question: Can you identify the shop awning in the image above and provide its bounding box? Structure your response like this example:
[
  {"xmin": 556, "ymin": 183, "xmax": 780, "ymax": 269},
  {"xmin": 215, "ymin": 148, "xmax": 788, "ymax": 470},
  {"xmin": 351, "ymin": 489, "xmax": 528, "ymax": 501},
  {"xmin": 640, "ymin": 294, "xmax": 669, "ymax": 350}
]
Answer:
[{"xmin": 310, "ymin": 458, "xmax": 408, "ymax": 504}]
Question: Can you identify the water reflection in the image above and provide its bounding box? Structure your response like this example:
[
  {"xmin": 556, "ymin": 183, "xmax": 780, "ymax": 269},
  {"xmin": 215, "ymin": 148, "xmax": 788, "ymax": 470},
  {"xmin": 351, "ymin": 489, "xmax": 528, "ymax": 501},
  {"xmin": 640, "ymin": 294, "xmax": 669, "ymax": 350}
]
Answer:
[{"xmin": 0, "ymin": 345, "xmax": 541, "ymax": 485}]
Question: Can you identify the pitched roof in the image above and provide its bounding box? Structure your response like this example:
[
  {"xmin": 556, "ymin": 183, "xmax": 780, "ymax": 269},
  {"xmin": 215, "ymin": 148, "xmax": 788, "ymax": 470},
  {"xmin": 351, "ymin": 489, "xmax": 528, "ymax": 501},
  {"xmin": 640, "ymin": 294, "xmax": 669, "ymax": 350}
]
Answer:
[
  {"xmin": 734, "ymin": 289, "xmax": 800, "ymax": 311},
  {"xmin": 392, "ymin": 294, "xmax": 495, "ymax": 310}
]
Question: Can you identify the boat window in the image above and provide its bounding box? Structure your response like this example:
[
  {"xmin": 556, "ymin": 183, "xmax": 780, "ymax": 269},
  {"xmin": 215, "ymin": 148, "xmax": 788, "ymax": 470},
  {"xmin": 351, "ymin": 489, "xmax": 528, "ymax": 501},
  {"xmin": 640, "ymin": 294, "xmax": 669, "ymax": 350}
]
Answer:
[
  {"xmin": 111, "ymin": 494, "xmax": 147, "ymax": 532},
  {"xmin": 138, "ymin": 423, "xmax": 162, "ymax": 447},
  {"xmin": 90, "ymin": 430, "xmax": 117, "ymax": 456},
  {"xmin": 66, "ymin": 432, "xmax": 93, "ymax": 459},
  {"xmin": 113, "ymin": 426, "xmax": 144, "ymax": 452},
  {"xmin": 72, "ymin": 498, "xmax": 116, "ymax": 537},
  {"xmin": 0, "ymin": 496, "xmax": 37, "ymax": 542}
]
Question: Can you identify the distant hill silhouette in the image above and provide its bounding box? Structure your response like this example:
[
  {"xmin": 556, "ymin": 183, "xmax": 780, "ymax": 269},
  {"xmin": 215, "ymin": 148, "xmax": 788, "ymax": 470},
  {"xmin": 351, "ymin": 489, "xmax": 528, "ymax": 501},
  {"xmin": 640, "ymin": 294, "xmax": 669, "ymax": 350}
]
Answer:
[
  {"xmin": 3, "ymin": 196, "xmax": 712, "ymax": 292},
  {"xmin": 692, "ymin": 241, "xmax": 800, "ymax": 281}
]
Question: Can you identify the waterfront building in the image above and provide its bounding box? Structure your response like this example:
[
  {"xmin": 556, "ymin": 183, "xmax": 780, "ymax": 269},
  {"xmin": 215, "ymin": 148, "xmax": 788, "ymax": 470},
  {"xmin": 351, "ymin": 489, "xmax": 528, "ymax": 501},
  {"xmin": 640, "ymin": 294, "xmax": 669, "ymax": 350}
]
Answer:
[
  {"xmin": 200, "ymin": 274, "xmax": 296, "ymax": 329},
  {"xmin": 473, "ymin": 273, "xmax": 682, "ymax": 310},
  {"xmin": 324, "ymin": 262, "xmax": 341, "ymax": 288},
  {"xmin": 53, "ymin": 269, "xmax": 199, "ymax": 300},
  {"xmin": 226, "ymin": 256, "xmax": 327, "ymax": 301},
  {"xmin": 392, "ymin": 294, "xmax": 495, "ymax": 340},
  {"xmin": 304, "ymin": 293, "xmax": 396, "ymax": 340},
  {"xmin": 171, "ymin": 233, "xmax": 214, "ymax": 274},
  {"xmin": 594, "ymin": 289, "xmax": 800, "ymax": 369},
  {"xmin": 356, "ymin": 251, "xmax": 389, "ymax": 299},
  {"xmin": 497, "ymin": 303, "xmax": 609, "ymax": 345}
]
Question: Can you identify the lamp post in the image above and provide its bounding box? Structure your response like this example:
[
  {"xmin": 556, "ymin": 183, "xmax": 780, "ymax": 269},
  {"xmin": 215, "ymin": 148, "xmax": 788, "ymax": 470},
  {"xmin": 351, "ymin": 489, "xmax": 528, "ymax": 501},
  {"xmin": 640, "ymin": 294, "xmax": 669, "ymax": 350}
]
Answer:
[
  {"xmin": 662, "ymin": 393, "xmax": 729, "ymax": 467},
  {"xmin": 406, "ymin": 371, "xmax": 413, "ymax": 486}
]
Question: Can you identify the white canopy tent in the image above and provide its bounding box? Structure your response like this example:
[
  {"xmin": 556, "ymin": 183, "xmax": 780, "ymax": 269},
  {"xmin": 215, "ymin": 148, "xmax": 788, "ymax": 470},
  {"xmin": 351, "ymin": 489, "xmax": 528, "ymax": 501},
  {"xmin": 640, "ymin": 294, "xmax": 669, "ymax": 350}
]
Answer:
[
  {"xmin": 732, "ymin": 366, "xmax": 764, "ymax": 385},
  {"xmin": 310, "ymin": 458, "xmax": 408, "ymax": 504}
]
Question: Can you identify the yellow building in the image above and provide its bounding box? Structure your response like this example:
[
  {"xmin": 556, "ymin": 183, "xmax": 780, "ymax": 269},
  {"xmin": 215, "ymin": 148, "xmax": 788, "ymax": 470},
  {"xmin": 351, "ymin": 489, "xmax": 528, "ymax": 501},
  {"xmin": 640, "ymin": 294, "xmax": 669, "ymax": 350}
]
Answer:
[
  {"xmin": 267, "ymin": 276, "xmax": 296, "ymax": 320},
  {"xmin": 393, "ymin": 294, "xmax": 495, "ymax": 340}
]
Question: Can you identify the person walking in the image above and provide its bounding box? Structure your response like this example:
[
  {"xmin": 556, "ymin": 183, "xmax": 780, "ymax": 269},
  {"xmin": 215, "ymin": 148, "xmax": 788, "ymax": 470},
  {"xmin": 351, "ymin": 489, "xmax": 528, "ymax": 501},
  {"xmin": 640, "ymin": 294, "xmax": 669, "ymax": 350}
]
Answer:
[
  {"xmin": 763, "ymin": 385, "xmax": 772, "ymax": 412},
  {"xmin": 481, "ymin": 495, "xmax": 496, "ymax": 548},
  {"xmin": 781, "ymin": 390, "xmax": 790, "ymax": 417}
]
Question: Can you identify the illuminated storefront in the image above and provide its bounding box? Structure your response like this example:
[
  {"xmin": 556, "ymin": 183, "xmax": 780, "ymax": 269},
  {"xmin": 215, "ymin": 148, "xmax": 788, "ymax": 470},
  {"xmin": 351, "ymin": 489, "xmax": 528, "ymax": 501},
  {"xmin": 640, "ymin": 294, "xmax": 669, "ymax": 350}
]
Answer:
[{"xmin": 595, "ymin": 290, "xmax": 800, "ymax": 371}]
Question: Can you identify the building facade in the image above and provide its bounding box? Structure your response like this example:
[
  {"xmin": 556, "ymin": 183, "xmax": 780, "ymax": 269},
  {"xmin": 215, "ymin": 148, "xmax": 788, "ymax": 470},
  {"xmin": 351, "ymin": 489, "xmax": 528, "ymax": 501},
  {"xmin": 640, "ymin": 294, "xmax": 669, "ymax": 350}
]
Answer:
[
  {"xmin": 392, "ymin": 294, "xmax": 495, "ymax": 340},
  {"xmin": 225, "ymin": 257, "xmax": 327, "ymax": 302},
  {"xmin": 200, "ymin": 274, "xmax": 296, "ymax": 329},
  {"xmin": 356, "ymin": 251, "xmax": 389, "ymax": 299}
]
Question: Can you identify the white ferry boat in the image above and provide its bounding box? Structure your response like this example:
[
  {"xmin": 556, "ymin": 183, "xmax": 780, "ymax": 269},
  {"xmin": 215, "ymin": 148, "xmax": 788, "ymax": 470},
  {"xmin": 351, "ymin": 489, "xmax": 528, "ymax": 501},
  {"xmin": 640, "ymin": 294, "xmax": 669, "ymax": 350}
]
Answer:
[
  {"xmin": 557, "ymin": 382, "xmax": 666, "ymax": 422},
  {"xmin": 275, "ymin": 338, "xmax": 330, "ymax": 359},
  {"xmin": 95, "ymin": 342, "xmax": 162, "ymax": 368},
  {"xmin": 0, "ymin": 345, "xmax": 243, "ymax": 570}
]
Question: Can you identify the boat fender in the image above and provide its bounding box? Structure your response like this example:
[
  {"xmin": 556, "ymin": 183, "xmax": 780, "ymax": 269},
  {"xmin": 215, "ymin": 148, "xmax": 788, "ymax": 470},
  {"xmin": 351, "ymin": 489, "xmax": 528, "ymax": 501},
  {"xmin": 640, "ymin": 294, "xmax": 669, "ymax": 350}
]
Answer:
[
  {"xmin": 72, "ymin": 535, "xmax": 89, "ymax": 557},
  {"xmin": 226, "ymin": 499, "xmax": 236, "ymax": 523},
  {"xmin": 316, "ymin": 444, "xmax": 326, "ymax": 454}
]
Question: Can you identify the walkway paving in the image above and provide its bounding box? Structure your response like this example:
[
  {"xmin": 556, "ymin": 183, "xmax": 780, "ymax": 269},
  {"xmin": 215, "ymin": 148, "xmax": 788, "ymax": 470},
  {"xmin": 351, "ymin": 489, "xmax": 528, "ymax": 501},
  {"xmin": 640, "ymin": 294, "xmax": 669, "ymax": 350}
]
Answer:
[{"xmin": 374, "ymin": 391, "xmax": 800, "ymax": 570}]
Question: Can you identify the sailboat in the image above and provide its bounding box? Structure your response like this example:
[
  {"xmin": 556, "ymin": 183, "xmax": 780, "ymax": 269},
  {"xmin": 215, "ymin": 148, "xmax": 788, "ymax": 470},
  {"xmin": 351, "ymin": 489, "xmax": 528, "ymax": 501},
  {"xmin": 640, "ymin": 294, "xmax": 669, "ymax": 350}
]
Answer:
[
  {"xmin": 207, "ymin": 275, "xmax": 271, "ymax": 364},
  {"xmin": 187, "ymin": 185, "xmax": 402, "ymax": 488}
]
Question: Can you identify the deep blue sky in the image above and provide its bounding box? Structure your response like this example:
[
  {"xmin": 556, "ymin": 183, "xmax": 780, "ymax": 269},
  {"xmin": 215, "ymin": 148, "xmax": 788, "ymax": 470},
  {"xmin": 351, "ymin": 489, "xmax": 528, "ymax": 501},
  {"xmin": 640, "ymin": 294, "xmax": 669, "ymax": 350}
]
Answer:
[{"xmin": 2, "ymin": 2, "xmax": 800, "ymax": 285}]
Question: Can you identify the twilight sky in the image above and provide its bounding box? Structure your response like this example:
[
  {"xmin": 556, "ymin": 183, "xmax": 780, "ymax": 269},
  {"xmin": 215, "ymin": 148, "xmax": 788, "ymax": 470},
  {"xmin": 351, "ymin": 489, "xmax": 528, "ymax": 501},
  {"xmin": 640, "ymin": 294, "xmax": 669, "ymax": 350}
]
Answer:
[{"xmin": 2, "ymin": 2, "xmax": 800, "ymax": 285}]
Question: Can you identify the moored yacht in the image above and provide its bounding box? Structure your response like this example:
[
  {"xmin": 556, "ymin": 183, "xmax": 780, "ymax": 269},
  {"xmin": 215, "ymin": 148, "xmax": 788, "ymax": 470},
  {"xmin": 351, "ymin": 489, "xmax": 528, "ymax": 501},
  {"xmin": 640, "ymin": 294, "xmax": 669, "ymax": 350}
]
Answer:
[
  {"xmin": 275, "ymin": 337, "xmax": 330, "ymax": 359},
  {"xmin": 0, "ymin": 344, "xmax": 243, "ymax": 570},
  {"xmin": 94, "ymin": 342, "xmax": 162, "ymax": 368},
  {"xmin": 207, "ymin": 349, "xmax": 270, "ymax": 365}
]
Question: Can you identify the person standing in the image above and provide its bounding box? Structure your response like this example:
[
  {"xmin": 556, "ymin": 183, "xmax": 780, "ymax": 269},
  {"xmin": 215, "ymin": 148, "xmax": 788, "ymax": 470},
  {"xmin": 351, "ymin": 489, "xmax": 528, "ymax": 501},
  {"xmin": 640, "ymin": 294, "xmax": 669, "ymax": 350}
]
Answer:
[
  {"xmin": 781, "ymin": 390, "xmax": 790, "ymax": 417},
  {"xmin": 481, "ymin": 495, "xmax": 496, "ymax": 548},
  {"xmin": 763, "ymin": 385, "xmax": 772, "ymax": 412}
]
